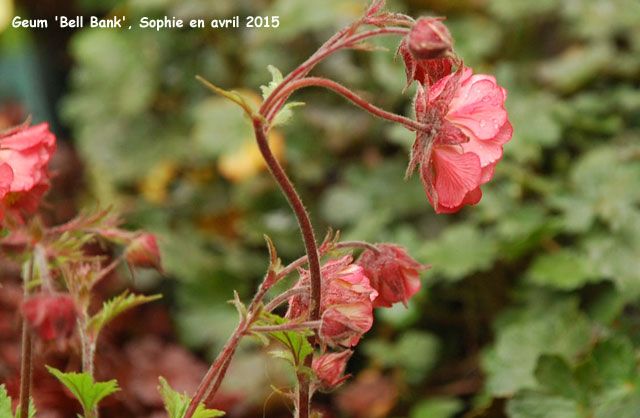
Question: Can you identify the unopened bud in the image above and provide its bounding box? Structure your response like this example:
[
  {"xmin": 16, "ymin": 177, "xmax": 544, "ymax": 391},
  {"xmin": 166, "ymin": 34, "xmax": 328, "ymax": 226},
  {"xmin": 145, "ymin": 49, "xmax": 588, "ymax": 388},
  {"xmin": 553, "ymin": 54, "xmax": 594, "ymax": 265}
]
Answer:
[
  {"xmin": 408, "ymin": 17, "xmax": 454, "ymax": 60},
  {"xmin": 312, "ymin": 350, "xmax": 353, "ymax": 391},
  {"xmin": 125, "ymin": 233, "xmax": 163, "ymax": 273}
]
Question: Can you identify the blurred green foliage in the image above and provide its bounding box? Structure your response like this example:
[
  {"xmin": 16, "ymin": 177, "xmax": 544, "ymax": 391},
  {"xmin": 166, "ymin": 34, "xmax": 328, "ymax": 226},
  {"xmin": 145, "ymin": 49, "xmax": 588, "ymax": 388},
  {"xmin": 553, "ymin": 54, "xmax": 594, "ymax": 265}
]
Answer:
[{"xmin": 27, "ymin": 0, "xmax": 640, "ymax": 415}]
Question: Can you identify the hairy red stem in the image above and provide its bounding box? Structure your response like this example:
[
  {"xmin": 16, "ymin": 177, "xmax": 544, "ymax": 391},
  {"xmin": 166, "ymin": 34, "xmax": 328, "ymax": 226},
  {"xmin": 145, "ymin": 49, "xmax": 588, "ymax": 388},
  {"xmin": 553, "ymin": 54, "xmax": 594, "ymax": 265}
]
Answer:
[{"xmin": 272, "ymin": 77, "xmax": 429, "ymax": 132}]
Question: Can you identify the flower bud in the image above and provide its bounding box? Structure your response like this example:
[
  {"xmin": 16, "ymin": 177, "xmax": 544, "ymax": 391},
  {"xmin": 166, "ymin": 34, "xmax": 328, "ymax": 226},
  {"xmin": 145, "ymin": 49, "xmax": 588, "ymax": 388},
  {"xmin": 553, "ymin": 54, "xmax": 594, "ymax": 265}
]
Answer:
[
  {"xmin": 312, "ymin": 350, "xmax": 353, "ymax": 391},
  {"xmin": 408, "ymin": 17, "xmax": 454, "ymax": 60},
  {"xmin": 22, "ymin": 293, "xmax": 77, "ymax": 341},
  {"xmin": 357, "ymin": 244, "xmax": 428, "ymax": 308},
  {"xmin": 124, "ymin": 233, "xmax": 163, "ymax": 273}
]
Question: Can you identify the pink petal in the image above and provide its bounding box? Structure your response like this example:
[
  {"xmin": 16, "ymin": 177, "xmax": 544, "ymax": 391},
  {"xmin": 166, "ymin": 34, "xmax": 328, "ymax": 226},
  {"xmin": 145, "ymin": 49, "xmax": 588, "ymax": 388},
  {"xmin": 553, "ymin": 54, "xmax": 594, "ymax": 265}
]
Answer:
[
  {"xmin": 0, "ymin": 163, "xmax": 14, "ymax": 198},
  {"xmin": 436, "ymin": 187, "xmax": 482, "ymax": 214},
  {"xmin": 448, "ymin": 79, "xmax": 507, "ymax": 140},
  {"xmin": 431, "ymin": 146, "xmax": 482, "ymax": 209}
]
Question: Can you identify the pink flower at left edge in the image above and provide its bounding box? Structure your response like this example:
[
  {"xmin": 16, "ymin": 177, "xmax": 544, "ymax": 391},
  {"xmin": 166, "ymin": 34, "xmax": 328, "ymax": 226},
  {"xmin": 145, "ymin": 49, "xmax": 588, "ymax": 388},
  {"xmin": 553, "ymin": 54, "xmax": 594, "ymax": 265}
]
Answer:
[
  {"xmin": 407, "ymin": 66, "xmax": 513, "ymax": 213},
  {"xmin": 0, "ymin": 122, "xmax": 57, "ymax": 223},
  {"xmin": 286, "ymin": 254, "xmax": 379, "ymax": 347}
]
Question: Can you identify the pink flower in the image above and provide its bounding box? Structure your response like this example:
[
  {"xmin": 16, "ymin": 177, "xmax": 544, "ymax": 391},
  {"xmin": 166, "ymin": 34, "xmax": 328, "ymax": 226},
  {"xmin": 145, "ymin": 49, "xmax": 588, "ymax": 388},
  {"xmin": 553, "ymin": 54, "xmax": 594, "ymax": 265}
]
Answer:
[
  {"xmin": 312, "ymin": 350, "xmax": 353, "ymax": 391},
  {"xmin": 22, "ymin": 293, "xmax": 77, "ymax": 341},
  {"xmin": 406, "ymin": 66, "xmax": 512, "ymax": 213},
  {"xmin": 357, "ymin": 244, "xmax": 429, "ymax": 308},
  {"xmin": 125, "ymin": 233, "xmax": 164, "ymax": 273},
  {"xmin": 0, "ymin": 122, "xmax": 56, "ymax": 222},
  {"xmin": 287, "ymin": 254, "xmax": 378, "ymax": 347}
]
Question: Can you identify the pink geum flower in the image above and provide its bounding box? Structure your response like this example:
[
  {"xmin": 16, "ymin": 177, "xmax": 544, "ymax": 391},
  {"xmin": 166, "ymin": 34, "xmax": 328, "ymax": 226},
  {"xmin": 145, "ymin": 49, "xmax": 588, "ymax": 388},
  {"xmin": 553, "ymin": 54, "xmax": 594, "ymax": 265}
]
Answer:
[
  {"xmin": 312, "ymin": 350, "xmax": 353, "ymax": 392},
  {"xmin": 406, "ymin": 66, "xmax": 513, "ymax": 213},
  {"xmin": 22, "ymin": 293, "xmax": 77, "ymax": 341},
  {"xmin": 287, "ymin": 254, "xmax": 378, "ymax": 347},
  {"xmin": 357, "ymin": 244, "xmax": 429, "ymax": 308},
  {"xmin": 397, "ymin": 17, "xmax": 457, "ymax": 90},
  {"xmin": 0, "ymin": 122, "xmax": 56, "ymax": 223}
]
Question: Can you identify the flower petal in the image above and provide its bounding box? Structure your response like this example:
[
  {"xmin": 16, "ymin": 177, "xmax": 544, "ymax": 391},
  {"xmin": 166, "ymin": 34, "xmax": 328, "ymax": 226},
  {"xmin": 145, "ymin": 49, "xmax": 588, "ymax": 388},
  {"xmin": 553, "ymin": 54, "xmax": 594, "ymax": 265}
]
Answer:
[{"xmin": 431, "ymin": 146, "xmax": 481, "ymax": 209}]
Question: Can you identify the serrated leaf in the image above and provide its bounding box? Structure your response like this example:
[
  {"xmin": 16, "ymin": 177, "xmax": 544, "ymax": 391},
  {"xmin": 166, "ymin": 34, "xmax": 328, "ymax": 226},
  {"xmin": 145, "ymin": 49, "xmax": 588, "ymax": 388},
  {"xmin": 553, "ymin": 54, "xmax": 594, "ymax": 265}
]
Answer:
[
  {"xmin": 260, "ymin": 65, "xmax": 284, "ymax": 100},
  {"xmin": 158, "ymin": 377, "xmax": 225, "ymax": 418},
  {"xmin": 271, "ymin": 101, "xmax": 305, "ymax": 127},
  {"xmin": 87, "ymin": 291, "xmax": 161, "ymax": 337},
  {"xmin": 259, "ymin": 312, "xmax": 313, "ymax": 367},
  {"xmin": 0, "ymin": 385, "xmax": 12, "ymax": 418},
  {"xmin": 46, "ymin": 366, "xmax": 119, "ymax": 417}
]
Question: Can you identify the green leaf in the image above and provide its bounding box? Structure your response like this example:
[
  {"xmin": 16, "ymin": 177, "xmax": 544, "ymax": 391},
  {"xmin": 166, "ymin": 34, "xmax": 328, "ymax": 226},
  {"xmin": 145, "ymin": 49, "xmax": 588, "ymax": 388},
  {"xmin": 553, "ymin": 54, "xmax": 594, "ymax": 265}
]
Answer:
[
  {"xmin": 419, "ymin": 224, "xmax": 498, "ymax": 281},
  {"xmin": 259, "ymin": 65, "xmax": 304, "ymax": 127},
  {"xmin": 0, "ymin": 385, "xmax": 12, "ymax": 418},
  {"xmin": 507, "ymin": 389, "xmax": 583, "ymax": 418},
  {"xmin": 260, "ymin": 65, "xmax": 284, "ymax": 99},
  {"xmin": 87, "ymin": 291, "xmax": 162, "ymax": 337},
  {"xmin": 158, "ymin": 377, "xmax": 225, "ymax": 418},
  {"xmin": 258, "ymin": 311, "xmax": 313, "ymax": 367},
  {"xmin": 410, "ymin": 397, "xmax": 464, "ymax": 418},
  {"xmin": 482, "ymin": 298, "xmax": 591, "ymax": 396},
  {"xmin": 46, "ymin": 366, "xmax": 120, "ymax": 417},
  {"xmin": 535, "ymin": 355, "xmax": 584, "ymax": 402},
  {"xmin": 528, "ymin": 250, "xmax": 598, "ymax": 290}
]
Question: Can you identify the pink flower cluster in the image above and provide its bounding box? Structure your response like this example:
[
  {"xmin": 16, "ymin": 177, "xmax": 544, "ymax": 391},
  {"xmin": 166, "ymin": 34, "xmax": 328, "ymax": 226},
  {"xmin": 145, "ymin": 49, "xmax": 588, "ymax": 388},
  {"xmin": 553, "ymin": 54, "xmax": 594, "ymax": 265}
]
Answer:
[
  {"xmin": 400, "ymin": 18, "xmax": 513, "ymax": 213},
  {"xmin": 287, "ymin": 245, "xmax": 425, "ymax": 391},
  {"xmin": 0, "ymin": 123, "xmax": 56, "ymax": 223}
]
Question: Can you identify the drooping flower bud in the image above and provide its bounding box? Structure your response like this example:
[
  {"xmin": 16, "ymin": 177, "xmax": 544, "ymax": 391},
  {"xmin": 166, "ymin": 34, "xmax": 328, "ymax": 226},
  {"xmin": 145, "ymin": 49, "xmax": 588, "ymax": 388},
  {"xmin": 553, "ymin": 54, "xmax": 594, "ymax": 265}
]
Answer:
[
  {"xmin": 357, "ymin": 244, "xmax": 428, "ymax": 308},
  {"xmin": 124, "ymin": 233, "xmax": 163, "ymax": 273},
  {"xmin": 312, "ymin": 350, "xmax": 353, "ymax": 391},
  {"xmin": 408, "ymin": 17, "xmax": 454, "ymax": 60},
  {"xmin": 22, "ymin": 293, "xmax": 77, "ymax": 341}
]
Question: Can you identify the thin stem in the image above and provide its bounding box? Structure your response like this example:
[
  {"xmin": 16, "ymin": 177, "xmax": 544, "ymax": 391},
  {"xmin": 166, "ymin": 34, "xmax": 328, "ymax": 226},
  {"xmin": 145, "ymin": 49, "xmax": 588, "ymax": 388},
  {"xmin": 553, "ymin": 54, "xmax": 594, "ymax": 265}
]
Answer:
[
  {"xmin": 185, "ymin": 269, "xmax": 279, "ymax": 418},
  {"xmin": 252, "ymin": 118, "xmax": 323, "ymax": 322},
  {"xmin": 19, "ymin": 259, "xmax": 34, "ymax": 418},
  {"xmin": 260, "ymin": 27, "xmax": 410, "ymax": 119},
  {"xmin": 185, "ymin": 322, "xmax": 246, "ymax": 417},
  {"xmin": 251, "ymin": 321, "xmax": 322, "ymax": 333},
  {"xmin": 264, "ymin": 286, "xmax": 310, "ymax": 313},
  {"xmin": 335, "ymin": 241, "xmax": 380, "ymax": 253},
  {"xmin": 272, "ymin": 77, "xmax": 429, "ymax": 132}
]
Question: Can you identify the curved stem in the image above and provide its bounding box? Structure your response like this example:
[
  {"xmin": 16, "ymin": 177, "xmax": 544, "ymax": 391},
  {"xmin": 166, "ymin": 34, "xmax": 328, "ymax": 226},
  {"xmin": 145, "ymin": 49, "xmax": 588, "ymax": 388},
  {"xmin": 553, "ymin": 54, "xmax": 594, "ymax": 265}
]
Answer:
[
  {"xmin": 260, "ymin": 27, "xmax": 409, "ymax": 119},
  {"xmin": 271, "ymin": 77, "xmax": 429, "ymax": 132},
  {"xmin": 252, "ymin": 118, "xmax": 323, "ymax": 322}
]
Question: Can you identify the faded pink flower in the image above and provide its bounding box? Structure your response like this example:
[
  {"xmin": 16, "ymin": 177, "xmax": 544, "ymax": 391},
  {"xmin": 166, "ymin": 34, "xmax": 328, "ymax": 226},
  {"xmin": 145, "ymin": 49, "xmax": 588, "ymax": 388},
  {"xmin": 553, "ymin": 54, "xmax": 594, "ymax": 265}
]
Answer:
[
  {"xmin": 287, "ymin": 254, "xmax": 378, "ymax": 347},
  {"xmin": 357, "ymin": 244, "xmax": 428, "ymax": 308},
  {"xmin": 22, "ymin": 293, "xmax": 77, "ymax": 341},
  {"xmin": 312, "ymin": 350, "xmax": 353, "ymax": 391},
  {"xmin": 406, "ymin": 66, "xmax": 512, "ymax": 213},
  {"xmin": 408, "ymin": 17, "xmax": 454, "ymax": 60},
  {"xmin": 0, "ymin": 122, "xmax": 56, "ymax": 222},
  {"xmin": 397, "ymin": 17, "xmax": 457, "ymax": 90}
]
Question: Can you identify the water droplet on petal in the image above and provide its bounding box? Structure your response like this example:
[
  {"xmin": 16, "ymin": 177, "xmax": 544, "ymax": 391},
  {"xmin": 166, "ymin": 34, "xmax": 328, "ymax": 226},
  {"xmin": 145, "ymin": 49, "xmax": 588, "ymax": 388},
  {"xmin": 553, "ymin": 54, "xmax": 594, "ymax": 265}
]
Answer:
[{"xmin": 480, "ymin": 119, "xmax": 487, "ymax": 128}]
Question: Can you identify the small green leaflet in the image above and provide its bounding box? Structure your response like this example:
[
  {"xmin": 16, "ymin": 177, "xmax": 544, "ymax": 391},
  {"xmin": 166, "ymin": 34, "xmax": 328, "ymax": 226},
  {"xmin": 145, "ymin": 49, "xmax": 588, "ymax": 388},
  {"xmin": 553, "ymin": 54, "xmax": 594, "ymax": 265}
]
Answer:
[
  {"xmin": 158, "ymin": 377, "xmax": 225, "ymax": 418},
  {"xmin": 258, "ymin": 311, "xmax": 313, "ymax": 368},
  {"xmin": 86, "ymin": 291, "xmax": 162, "ymax": 337},
  {"xmin": 46, "ymin": 366, "xmax": 119, "ymax": 418},
  {"xmin": 260, "ymin": 65, "xmax": 304, "ymax": 128},
  {"xmin": 0, "ymin": 385, "xmax": 37, "ymax": 418}
]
